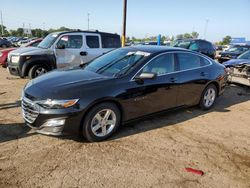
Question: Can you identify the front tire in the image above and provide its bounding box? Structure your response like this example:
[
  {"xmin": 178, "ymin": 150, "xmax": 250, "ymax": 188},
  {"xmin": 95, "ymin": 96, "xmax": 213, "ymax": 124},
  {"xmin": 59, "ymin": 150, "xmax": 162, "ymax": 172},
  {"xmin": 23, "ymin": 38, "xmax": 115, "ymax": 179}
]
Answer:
[
  {"xmin": 28, "ymin": 65, "xmax": 48, "ymax": 79},
  {"xmin": 199, "ymin": 84, "xmax": 217, "ymax": 110},
  {"xmin": 82, "ymin": 102, "xmax": 121, "ymax": 142}
]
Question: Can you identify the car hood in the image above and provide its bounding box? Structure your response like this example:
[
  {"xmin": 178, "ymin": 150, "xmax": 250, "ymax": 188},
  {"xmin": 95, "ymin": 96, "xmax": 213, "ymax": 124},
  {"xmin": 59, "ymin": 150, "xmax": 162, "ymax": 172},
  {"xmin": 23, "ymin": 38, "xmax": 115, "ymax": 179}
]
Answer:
[
  {"xmin": 0, "ymin": 48, "xmax": 16, "ymax": 53},
  {"xmin": 9, "ymin": 47, "xmax": 54, "ymax": 56},
  {"xmin": 223, "ymin": 59, "xmax": 250, "ymax": 67},
  {"xmin": 25, "ymin": 68, "xmax": 112, "ymax": 99},
  {"xmin": 220, "ymin": 51, "xmax": 240, "ymax": 56}
]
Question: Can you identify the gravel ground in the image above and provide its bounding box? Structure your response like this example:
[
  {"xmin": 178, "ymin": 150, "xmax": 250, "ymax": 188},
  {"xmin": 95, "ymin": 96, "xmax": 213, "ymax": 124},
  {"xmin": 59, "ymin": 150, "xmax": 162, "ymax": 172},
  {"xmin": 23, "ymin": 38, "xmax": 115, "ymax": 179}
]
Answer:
[{"xmin": 0, "ymin": 67, "xmax": 250, "ymax": 188}]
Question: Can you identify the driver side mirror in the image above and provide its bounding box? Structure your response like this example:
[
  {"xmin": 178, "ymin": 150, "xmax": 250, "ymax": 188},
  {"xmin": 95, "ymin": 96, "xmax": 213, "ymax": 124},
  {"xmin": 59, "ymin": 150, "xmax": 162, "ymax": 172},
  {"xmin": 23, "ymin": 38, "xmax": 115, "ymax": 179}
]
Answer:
[
  {"xmin": 135, "ymin": 72, "xmax": 156, "ymax": 82},
  {"xmin": 56, "ymin": 44, "xmax": 66, "ymax": 49}
]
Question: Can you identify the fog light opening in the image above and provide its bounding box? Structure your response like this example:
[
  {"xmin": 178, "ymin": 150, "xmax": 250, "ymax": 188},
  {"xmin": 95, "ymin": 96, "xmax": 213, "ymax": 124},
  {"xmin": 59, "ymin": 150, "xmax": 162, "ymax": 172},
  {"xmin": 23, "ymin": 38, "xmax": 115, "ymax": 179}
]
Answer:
[{"xmin": 42, "ymin": 119, "xmax": 65, "ymax": 127}]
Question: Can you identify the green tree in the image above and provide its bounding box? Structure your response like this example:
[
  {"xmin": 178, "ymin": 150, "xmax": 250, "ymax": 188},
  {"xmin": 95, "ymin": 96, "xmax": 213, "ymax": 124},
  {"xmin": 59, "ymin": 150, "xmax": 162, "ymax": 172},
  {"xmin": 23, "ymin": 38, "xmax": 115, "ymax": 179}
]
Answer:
[
  {"xmin": 176, "ymin": 34, "xmax": 184, "ymax": 40},
  {"xmin": 191, "ymin": 31, "xmax": 199, "ymax": 39},
  {"xmin": 221, "ymin": 36, "xmax": 232, "ymax": 45},
  {"xmin": 183, "ymin": 33, "xmax": 192, "ymax": 39},
  {"xmin": 0, "ymin": 25, "xmax": 9, "ymax": 36}
]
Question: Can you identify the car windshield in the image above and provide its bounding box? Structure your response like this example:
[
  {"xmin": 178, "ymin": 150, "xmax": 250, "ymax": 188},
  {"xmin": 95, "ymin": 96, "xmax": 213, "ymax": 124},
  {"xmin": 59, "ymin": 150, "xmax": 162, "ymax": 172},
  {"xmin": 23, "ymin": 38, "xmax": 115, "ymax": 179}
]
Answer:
[
  {"xmin": 171, "ymin": 40, "xmax": 191, "ymax": 48},
  {"xmin": 228, "ymin": 46, "xmax": 245, "ymax": 53},
  {"xmin": 238, "ymin": 50, "xmax": 250, "ymax": 59},
  {"xmin": 84, "ymin": 48, "xmax": 150, "ymax": 77},
  {"xmin": 38, "ymin": 33, "xmax": 58, "ymax": 49}
]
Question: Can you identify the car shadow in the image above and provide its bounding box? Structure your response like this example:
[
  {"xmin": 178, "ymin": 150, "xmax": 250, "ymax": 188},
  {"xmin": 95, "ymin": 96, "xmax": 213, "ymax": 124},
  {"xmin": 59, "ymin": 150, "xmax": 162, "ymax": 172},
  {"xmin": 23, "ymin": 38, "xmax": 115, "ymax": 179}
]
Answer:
[
  {"xmin": 0, "ymin": 123, "xmax": 35, "ymax": 143},
  {"xmin": 0, "ymin": 100, "xmax": 21, "ymax": 110}
]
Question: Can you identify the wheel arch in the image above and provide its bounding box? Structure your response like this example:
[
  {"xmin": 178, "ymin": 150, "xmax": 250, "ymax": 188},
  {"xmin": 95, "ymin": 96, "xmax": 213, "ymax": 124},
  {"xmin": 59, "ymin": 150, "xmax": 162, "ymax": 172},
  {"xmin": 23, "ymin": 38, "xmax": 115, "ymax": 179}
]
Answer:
[
  {"xmin": 79, "ymin": 98, "xmax": 124, "ymax": 132},
  {"xmin": 22, "ymin": 60, "xmax": 52, "ymax": 76},
  {"xmin": 206, "ymin": 81, "xmax": 220, "ymax": 96}
]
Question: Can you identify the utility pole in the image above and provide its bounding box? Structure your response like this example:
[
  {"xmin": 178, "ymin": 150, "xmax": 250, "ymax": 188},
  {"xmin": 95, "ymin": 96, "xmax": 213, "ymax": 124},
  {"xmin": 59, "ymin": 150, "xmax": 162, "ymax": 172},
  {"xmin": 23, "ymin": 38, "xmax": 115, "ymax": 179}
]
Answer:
[
  {"xmin": 87, "ymin": 13, "xmax": 90, "ymax": 30},
  {"xmin": 29, "ymin": 23, "xmax": 32, "ymax": 37},
  {"xmin": 23, "ymin": 23, "xmax": 25, "ymax": 37},
  {"xmin": 0, "ymin": 10, "xmax": 4, "ymax": 37},
  {"xmin": 122, "ymin": 0, "xmax": 127, "ymax": 47},
  {"xmin": 204, "ymin": 19, "xmax": 209, "ymax": 40}
]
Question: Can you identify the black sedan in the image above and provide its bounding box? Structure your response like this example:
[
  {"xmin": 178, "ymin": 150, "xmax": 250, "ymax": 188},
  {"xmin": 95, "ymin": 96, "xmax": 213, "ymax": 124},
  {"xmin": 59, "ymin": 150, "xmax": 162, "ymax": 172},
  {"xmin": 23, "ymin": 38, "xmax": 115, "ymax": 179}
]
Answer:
[{"xmin": 22, "ymin": 46, "xmax": 227, "ymax": 142}]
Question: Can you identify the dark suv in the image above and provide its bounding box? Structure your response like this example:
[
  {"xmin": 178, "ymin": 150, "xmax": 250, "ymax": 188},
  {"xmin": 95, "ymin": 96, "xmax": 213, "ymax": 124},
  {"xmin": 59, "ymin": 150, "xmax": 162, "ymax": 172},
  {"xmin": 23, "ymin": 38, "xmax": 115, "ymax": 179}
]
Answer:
[{"xmin": 171, "ymin": 39, "xmax": 216, "ymax": 59}]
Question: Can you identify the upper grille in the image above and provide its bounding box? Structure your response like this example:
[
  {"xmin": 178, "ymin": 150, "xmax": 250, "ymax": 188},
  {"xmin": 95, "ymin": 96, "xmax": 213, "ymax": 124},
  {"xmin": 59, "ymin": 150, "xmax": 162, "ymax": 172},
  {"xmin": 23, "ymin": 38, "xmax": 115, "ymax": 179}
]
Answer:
[{"xmin": 22, "ymin": 97, "xmax": 39, "ymax": 124}]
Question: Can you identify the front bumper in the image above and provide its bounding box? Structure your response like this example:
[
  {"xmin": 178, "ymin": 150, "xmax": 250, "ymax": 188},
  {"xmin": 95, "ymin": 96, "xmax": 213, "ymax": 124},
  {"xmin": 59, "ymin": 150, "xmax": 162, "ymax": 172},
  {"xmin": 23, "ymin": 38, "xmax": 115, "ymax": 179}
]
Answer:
[
  {"xmin": 8, "ymin": 64, "xmax": 20, "ymax": 76},
  {"xmin": 22, "ymin": 97, "xmax": 83, "ymax": 136}
]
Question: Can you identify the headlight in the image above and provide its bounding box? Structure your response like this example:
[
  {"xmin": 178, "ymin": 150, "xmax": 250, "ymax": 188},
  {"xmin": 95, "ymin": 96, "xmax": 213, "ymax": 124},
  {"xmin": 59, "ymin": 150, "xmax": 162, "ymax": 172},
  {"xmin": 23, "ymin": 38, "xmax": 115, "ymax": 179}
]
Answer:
[
  {"xmin": 37, "ymin": 99, "xmax": 79, "ymax": 109},
  {"xmin": 11, "ymin": 55, "xmax": 20, "ymax": 63}
]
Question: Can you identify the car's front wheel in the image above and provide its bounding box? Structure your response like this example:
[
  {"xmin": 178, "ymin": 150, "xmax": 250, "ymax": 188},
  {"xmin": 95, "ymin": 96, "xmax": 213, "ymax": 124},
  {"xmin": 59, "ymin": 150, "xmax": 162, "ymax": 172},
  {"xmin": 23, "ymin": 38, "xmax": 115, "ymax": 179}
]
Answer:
[
  {"xmin": 82, "ymin": 102, "xmax": 121, "ymax": 142},
  {"xmin": 199, "ymin": 84, "xmax": 217, "ymax": 110},
  {"xmin": 28, "ymin": 65, "xmax": 48, "ymax": 79}
]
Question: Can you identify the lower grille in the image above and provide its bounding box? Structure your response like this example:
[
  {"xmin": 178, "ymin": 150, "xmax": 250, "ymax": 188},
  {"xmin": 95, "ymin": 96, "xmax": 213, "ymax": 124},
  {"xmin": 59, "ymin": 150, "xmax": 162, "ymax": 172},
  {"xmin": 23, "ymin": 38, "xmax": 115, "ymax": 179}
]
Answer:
[{"xmin": 22, "ymin": 97, "xmax": 39, "ymax": 124}]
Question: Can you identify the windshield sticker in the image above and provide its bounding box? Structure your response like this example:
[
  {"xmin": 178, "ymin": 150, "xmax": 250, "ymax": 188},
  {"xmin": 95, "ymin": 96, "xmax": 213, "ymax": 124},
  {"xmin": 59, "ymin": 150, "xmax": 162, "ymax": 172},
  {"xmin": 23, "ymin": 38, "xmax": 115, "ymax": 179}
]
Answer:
[
  {"xmin": 135, "ymin": 51, "xmax": 151, "ymax": 56},
  {"xmin": 127, "ymin": 52, "xmax": 136, "ymax": 56},
  {"xmin": 127, "ymin": 51, "xmax": 151, "ymax": 56}
]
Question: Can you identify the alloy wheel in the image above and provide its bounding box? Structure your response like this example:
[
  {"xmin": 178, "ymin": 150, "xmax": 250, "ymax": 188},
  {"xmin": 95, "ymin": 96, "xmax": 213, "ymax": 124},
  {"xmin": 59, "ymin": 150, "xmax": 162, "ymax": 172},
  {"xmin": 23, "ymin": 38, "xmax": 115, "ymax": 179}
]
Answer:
[
  {"xmin": 35, "ymin": 67, "xmax": 47, "ymax": 77},
  {"xmin": 90, "ymin": 109, "xmax": 117, "ymax": 137},
  {"xmin": 203, "ymin": 88, "xmax": 216, "ymax": 108}
]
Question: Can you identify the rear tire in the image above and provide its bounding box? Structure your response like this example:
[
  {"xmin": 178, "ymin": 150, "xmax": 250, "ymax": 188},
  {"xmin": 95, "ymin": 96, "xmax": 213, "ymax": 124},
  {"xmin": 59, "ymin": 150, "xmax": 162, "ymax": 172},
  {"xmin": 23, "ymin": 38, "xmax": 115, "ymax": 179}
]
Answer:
[
  {"xmin": 1, "ymin": 44, "xmax": 7, "ymax": 48},
  {"xmin": 28, "ymin": 65, "xmax": 48, "ymax": 79},
  {"xmin": 81, "ymin": 102, "xmax": 121, "ymax": 142},
  {"xmin": 199, "ymin": 84, "xmax": 217, "ymax": 110}
]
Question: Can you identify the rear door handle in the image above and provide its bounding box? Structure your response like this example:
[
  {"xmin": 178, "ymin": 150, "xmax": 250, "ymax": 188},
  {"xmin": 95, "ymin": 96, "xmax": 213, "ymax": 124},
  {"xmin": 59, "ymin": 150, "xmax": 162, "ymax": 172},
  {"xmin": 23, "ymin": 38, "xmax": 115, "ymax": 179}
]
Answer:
[
  {"xmin": 170, "ymin": 77, "xmax": 178, "ymax": 82},
  {"xmin": 80, "ymin": 51, "xmax": 88, "ymax": 56},
  {"xmin": 200, "ymin": 72, "xmax": 208, "ymax": 76}
]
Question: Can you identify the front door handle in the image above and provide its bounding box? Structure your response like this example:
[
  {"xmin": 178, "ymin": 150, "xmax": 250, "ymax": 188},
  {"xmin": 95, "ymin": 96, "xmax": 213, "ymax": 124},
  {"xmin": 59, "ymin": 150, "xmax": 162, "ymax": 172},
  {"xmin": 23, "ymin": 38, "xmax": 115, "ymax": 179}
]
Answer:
[
  {"xmin": 170, "ymin": 77, "xmax": 178, "ymax": 83},
  {"xmin": 200, "ymin": 72, "xmax": 208, "ymax": 76},
  {"xmin": 80, "ymin": 51, "xmax": 88, "ymax": 56}
]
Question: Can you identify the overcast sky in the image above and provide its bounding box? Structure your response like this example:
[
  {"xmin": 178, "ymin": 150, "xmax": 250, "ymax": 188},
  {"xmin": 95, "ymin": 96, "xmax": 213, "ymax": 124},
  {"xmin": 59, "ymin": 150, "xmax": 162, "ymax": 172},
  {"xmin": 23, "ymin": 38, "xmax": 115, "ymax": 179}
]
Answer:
[{"xmin": 1, "ymin": 0, "xmax": 250, "ymax": 42}]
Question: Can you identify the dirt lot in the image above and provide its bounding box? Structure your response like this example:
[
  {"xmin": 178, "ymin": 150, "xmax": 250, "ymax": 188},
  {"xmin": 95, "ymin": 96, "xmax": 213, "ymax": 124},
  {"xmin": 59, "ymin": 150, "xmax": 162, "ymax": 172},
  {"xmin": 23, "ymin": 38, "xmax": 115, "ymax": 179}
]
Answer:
[{"xmin": 0, "ymin": 67, "xmax": 250, "ymax": 188}]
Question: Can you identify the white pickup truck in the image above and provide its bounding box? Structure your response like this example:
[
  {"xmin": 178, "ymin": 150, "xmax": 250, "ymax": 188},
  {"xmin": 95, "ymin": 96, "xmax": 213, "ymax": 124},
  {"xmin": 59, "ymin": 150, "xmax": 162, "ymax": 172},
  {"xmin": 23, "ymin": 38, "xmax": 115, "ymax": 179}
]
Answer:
[{"xmin": 7, "ymin": 30, "xmax": 121, "ymax": 78}]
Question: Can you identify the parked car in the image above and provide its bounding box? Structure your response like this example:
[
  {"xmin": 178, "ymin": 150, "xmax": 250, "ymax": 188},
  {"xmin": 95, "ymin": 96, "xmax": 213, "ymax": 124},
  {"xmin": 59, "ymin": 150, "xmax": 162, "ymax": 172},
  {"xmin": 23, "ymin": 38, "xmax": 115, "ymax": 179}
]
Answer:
[
  {"xmin": 171, "ymin": 39, "xmax": 216, "ymax": 59},
  {"xmin": 223, "ymin": 50, "xmax": 250, "ymax": 86},
  {"xmin": 8, "ymin": 30, "xmax": 121, "ymax": 79},
  {"xmin": 0, "ymin": 39, "xmax": 12, "ymax": 48},
  {"xmin": 21, "ymin": 46, "xmax": 227, "ymax": 142},
  {"xmin": 223, "ymin": 50, "xmax": 250, "ymax": 67},
  {"xmin": 217, "ymin": 45, "xmax": 250, "ymax": 63},
  {"xmin": 0, "ymin": 38, "xmax": 42, "ymax": 67}
]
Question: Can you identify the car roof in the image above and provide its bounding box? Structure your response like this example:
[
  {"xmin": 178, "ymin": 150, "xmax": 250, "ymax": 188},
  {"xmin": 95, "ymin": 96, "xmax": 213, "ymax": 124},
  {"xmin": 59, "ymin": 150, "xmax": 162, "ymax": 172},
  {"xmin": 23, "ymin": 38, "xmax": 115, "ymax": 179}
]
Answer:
[
  {"xmin": 126, "ymin": 45, "xmax": 189, "ymax": 53},
  {"xmin": 53, "ymin": 30, "xmax": 120, "ymax": 37}
]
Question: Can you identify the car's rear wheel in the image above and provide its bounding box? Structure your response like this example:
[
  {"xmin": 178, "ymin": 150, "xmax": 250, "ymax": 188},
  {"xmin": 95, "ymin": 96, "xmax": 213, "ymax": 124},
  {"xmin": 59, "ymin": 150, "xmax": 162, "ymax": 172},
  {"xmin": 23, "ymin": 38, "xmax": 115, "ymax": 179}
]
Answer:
[
  {"xmin": 82, "ymin": 102, "xmax": 121, "ymax": 142},
  {"xmin": 28, "ymin": 65, "xmax": 48, "ymax": 79},
  {"xmin": 1, "ymin": 44, "xmax": 7, "ymax": 48},
  {"xmin": 199, "ymin": 84, "xmax": 217, "ymax": 110}
]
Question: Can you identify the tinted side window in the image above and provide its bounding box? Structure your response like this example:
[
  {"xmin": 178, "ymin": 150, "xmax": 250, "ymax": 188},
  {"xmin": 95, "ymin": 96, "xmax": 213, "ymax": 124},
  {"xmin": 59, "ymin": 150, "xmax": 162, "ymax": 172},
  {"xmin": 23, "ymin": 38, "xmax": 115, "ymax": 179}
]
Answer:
[
  {"xmin": 189, "ymin": 42, "xmax": 199, "ymax": 50},
  {"xmin": 199, "ymin": 41, "xmax": 209, "ymax": 49},
  {"xmin": 200, "ymin": 57, "xmax": 211, "ymax": 66},
  {"xmin": 86, "ymin": 36, "xmax": 100, "ymax": 48},
  {"xmin": 30, "ymin": 41, "xmax": 40, "ymax": 47},
  {"xmin": 101, "ymin": 35, "xmax": 121, "ymax": 48},
  {"xmin": 142, "ymin": 54, "xmax": 175, "ymax": 75},
  {"xmin": 177, "ymin": 53, "xmax": 201, "ymax": 71},
  {"xmin": 57, "ymin": 35, "xmax": 83, "ymax": 49}
]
